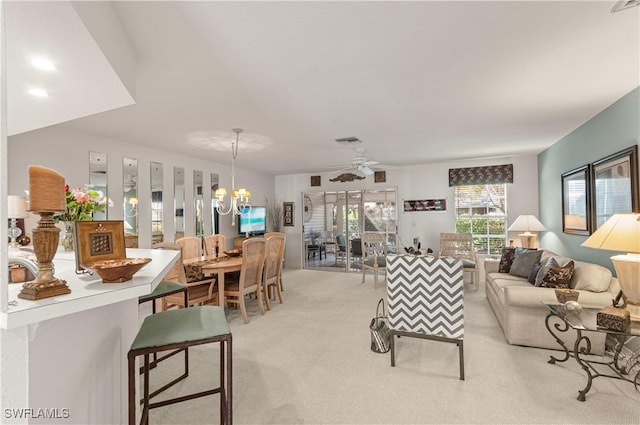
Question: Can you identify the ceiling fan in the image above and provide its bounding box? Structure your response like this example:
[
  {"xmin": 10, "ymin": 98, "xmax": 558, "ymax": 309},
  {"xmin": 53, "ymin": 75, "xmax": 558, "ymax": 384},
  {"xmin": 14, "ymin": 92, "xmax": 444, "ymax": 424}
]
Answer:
[{"xmin": 328, "ymin": 147, "xmax": 387, "ymax": 176}]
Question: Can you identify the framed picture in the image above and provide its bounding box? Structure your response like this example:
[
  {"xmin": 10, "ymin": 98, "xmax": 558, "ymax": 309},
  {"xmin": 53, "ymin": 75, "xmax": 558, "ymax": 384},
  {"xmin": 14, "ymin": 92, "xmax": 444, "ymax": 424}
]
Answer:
[
  {"xmin": 310, "ymin": 176, "xmax": 321, "ymax": 187},
  {"xmin": 283, "ymin": 202, "xmax": 294, "ymax": 226},
  {"xmin": 561, "ymin": 165, "xmax": 591, "ymax": 235},
  {"xmin": 374, "ymin": 171, "xmax": 386, "ymax": 183},
  {"xmin": 74, "ymin": 220, "xmax": 126, "ymax": 273},
  {"xmin": 591, "ymin": 145, "xmax": 639, "ymax": 229},
  {"xmin": 403, "ymin": 199, "xmax": 446, "ymax": 212}
]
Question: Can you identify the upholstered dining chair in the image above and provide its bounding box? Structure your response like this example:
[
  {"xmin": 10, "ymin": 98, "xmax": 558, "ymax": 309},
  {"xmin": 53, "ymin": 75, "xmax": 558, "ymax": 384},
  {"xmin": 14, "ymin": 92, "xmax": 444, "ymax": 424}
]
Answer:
[
  {"xmin": 439, "ymin": 233, "xmax": 479, "ymax": 290},
  {"xmin": 224, "ymin": 238, "xmax": 267, "ymax": 324},
  {"xmin": 154, "ymin": 242, "xmax": 218, "ymax": 309},
  {"xmin": 204, "ymin": 234, "xmax": 227, "ymax": 257},
  {"xmin": 360, "ymin": 233, "xmax": 388, "ymax": 289},
  {"xmin": 263, "ymin": 232, "xmax": 286, "ymax": 310}
]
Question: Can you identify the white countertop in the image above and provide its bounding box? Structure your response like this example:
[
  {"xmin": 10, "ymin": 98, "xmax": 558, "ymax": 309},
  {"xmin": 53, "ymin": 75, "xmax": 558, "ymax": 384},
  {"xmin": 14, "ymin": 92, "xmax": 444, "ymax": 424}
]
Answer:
[{"xmin": 2, "ymin": 248, "xmax": 179, "ymax": 329}]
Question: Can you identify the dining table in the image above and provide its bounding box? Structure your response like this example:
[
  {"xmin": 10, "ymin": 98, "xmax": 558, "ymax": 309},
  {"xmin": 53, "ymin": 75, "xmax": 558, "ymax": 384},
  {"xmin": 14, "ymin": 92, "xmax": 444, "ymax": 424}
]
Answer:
[{"xmin": 183, "ymin": 254, "xmax": 243, "ymax": 306}]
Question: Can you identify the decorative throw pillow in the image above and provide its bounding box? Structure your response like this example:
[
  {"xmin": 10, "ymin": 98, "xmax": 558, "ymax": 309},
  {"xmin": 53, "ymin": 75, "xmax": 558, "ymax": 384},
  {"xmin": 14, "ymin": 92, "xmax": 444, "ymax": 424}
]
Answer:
[
  {"xmin": 535, "ymin": 257, "xmax": 560, "ymax": 287},
  {"xmin": 498, "ymin": 247, "xmax": 516, "ymax": 273},
  {"xmin": 528, "ymin": 264, "xmax": 542, "ymax": 285},
  {"xmin": 536, "ymin": 260, "xmax": 575, "ymax": 289},
  {"xmin": 508, "ymin": 248, "xmax": 542, "ymax": 278}
]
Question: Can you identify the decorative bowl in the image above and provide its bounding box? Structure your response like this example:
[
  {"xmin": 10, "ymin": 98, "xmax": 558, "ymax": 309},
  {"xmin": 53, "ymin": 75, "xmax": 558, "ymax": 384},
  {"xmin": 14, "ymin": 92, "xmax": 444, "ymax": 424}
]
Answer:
[
  {"xmin": 223, "ymin": 249, "xmax": 243, "ymax": 257},
  {"xmin": 555, "ymin": 288, "xmax": 579, "ymax": 304},
  {"xmin": 83, "ymin": 258, "xmax": 152, "ymax": 283}
]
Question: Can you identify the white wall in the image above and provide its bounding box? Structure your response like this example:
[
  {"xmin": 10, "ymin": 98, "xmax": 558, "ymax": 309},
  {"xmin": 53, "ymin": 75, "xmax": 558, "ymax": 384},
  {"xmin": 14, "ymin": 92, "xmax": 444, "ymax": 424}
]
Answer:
[
  {"xmin": 8, "ymin": 125, "xmax": 275, "ymax": 249},
  {"xmin": 277, "ymin": 155, "xmax": 539, "ymax": 269}
]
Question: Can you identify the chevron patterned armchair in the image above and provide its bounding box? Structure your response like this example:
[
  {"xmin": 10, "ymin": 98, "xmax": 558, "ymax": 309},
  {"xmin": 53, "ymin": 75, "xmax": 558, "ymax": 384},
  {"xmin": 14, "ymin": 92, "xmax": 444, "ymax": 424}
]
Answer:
[{"xmin": 386, "ymin": 254, "xmax": 465, "ymax": 380}]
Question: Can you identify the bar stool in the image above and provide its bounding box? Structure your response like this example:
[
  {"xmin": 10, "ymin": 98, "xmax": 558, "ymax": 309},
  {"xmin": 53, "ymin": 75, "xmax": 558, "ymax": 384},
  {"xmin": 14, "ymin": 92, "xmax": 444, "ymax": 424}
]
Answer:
[
  {"xmin": 128, "ymin": 306, "xmax": 232, "ymax": 425},
  {"xmin": 138, "ymin": 280, "xmax": 188, "ymax": 372}
]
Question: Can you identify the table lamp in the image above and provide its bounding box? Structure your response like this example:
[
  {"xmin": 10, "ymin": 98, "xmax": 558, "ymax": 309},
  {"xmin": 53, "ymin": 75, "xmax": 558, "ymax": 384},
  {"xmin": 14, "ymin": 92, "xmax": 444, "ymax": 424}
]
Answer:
[
  {"xmin": 8, "ymin": 195, "xmax": 29, "ymax": 249},
  {"xmin": 507, "ymin": 215, "xmax": 546, "ymax": 248},
  {"xmin": 582, "ymin": 213, "xmax": 640, "ymax": 322}
]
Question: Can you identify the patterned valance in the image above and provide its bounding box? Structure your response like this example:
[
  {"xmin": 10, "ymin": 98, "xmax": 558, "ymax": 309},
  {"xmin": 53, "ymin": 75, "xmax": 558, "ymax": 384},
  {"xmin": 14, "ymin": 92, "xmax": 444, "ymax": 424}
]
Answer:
[{"xmin": 448, "ymin": 164, "xmax": 513, "ymax": 186}]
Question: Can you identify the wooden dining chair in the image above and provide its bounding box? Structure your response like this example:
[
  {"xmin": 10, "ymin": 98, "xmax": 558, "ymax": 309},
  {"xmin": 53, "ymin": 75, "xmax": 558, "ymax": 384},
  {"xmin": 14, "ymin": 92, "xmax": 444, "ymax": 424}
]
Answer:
[
  {"xmin": 224, "ymin": 238, "xmax": 267, "ymax": 324},
  {"xmin": 439, "ymin": 233, "xmax": 479, "ymax": 290},
  {"xmin": 176, "ymin": 236, "xmax": 203, "ymax": 260},
  {"xmin": 154, "ymin": 242, "xmax": 218, "ymax": 309},
  {"xmin": 204, "ymin": 234, "xmax": 227, "ymax": 257},
  {"xmin": 263, "ymin": 232, "xmax": 286, "ymax": 310}
]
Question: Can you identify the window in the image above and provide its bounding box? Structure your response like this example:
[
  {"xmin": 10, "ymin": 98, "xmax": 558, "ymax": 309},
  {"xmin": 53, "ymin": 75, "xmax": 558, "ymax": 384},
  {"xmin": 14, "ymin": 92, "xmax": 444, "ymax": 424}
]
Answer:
[{"xmin": 454, "ymin": 184, "xmax": 507, "ymax": 255}]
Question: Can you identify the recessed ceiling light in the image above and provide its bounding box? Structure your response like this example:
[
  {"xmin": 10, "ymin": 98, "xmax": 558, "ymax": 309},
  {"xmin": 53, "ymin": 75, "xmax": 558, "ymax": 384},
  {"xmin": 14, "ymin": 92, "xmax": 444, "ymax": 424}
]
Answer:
[
  {"xmin": 28, "ymin": 88, "xmax": 49, "ymax": 98},
  {"xmin": 31, "ymin": 57, "xmax": 55, "ymax": 71}
]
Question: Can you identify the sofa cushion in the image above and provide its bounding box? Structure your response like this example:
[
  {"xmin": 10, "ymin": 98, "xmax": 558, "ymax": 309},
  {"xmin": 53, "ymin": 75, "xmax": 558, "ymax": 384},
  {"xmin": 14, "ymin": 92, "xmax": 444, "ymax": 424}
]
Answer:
[
  {"xmin": 571, "ymin": 261, "xmax": 612, "ymax": 292},
  {"xmin": 509, "ymin": 248, "xmax": 542, "ymax": 278},
  {"xmin": 498, "ymin": 247, "xmax": 516, "ymax": 273},
  {"xmin": 536, "ymin": 260, "xmax": 574, "ymax": 289}
]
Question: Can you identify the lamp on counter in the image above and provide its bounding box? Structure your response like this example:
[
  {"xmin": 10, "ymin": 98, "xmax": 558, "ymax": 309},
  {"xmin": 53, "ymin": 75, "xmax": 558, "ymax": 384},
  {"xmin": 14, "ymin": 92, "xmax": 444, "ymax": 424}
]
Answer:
[
  {"xmin": 18, "ymin": 165, "xmax": 71, "ymax": 300},
  {"xmin": 582, "ymin": 213, "xmax": 640, "ymax": 322},
  {"xmin": 214, "ymin": 128, "xmax": 251, "ymax": 222},
  {"xmin": 507, "ymin": 215, "xmax": 547, "ymax": 249},
  {"xmin": 8, "ymin": 195, "xmax": 29, "ymax": 250}
]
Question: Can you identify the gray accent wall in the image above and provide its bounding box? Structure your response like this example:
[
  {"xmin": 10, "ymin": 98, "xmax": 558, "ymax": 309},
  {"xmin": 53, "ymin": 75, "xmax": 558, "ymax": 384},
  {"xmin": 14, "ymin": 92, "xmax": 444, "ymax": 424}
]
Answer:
[{"xmin": 538, "ymin": 87, "xmax": 639, "ymax": 271}]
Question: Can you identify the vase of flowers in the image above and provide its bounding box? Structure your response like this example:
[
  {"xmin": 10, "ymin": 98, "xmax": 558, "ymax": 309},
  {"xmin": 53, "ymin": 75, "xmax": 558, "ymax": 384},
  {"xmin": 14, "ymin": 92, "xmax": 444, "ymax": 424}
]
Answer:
[{"xmin": 55, "ymin": 185, "xmax": 109, "ymax": 251}]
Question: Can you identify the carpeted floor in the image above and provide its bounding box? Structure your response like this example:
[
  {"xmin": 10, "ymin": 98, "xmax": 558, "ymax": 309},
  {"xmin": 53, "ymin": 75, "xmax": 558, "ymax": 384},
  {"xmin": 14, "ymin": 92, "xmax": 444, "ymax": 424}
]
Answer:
[{"xmin": 139, "ymin": 269, "xmax": 640, "ymax": 424}]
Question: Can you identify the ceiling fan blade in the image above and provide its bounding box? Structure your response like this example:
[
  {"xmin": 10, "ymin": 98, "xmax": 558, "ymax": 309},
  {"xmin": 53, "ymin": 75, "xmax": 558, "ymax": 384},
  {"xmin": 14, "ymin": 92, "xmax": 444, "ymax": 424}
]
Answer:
[
  {"xmin": 363, "ymin": 160, "xmax": 379, "ymax": 166},
  {"xmin": 360, "ymin": 166, "xmax": 374, "ymax": 176}
]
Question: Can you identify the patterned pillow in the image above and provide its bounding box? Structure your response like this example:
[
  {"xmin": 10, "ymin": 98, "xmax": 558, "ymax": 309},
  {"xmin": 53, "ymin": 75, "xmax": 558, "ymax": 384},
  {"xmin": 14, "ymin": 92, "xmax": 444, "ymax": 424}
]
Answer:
[
  {"xmin": 508, "ymin": 248, "xmax": 542, "ymax": 278},
  {"xmin": 498, "ymin": 248, "xmax": 516, "ymax": 273},
  {"xmin": 536, "ymin": 260, "xmax": 575, "ymax": 289}
]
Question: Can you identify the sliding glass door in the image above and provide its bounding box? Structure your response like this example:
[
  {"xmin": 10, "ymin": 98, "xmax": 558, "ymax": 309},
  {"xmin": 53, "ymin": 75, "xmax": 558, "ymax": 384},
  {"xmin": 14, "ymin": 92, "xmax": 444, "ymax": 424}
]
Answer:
[{"xmin": 304, "ymin": 188, "xmax": 397, "ymax": 272}]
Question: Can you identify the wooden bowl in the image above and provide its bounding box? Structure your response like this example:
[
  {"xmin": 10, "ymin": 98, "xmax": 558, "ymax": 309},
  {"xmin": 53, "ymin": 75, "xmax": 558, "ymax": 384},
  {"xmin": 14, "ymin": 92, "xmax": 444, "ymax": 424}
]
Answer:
[
  {"xmin": 84, "ymin": 258, "xmax": 152, "ymax": 283},
  {"xmin": 223, "ymin": 249, "xmax": 243, "ymax": 257}
]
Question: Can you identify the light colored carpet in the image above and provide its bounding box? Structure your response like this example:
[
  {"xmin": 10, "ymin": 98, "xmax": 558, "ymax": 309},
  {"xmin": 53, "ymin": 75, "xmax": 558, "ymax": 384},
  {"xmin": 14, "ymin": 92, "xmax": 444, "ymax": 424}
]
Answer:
[{"xmin": 139, "ymin": 269, "xmax": 640, "ymax": 424}]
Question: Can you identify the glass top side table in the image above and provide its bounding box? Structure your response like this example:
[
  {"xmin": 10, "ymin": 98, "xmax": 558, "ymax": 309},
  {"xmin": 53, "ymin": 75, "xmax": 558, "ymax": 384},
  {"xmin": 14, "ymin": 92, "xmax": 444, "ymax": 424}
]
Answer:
[{"xmin": 543, "ymin": 303, "xmax": 640, "ymax": 401}]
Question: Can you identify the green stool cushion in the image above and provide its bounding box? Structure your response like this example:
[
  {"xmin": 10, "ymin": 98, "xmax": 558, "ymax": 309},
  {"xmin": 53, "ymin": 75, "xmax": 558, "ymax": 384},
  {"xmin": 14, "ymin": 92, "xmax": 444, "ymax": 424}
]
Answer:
[
  {"xmin": 139, "ymin": 280, "xmax": 186, "ymax": 303},
  {"xmin": 461, "ymin": 259, "xmax": 476, "ymax": 268},
  {"xmin": 131, "ymin": 306, "xmax": 230, "ymax": 351}
]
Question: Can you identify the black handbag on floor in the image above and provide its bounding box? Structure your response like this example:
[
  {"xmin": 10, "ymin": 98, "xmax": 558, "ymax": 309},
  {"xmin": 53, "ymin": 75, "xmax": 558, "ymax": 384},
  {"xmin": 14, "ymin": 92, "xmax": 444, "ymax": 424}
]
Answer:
[{"xmin": 369, "ymin": 298, "xmax": 391, "ymax": 353}]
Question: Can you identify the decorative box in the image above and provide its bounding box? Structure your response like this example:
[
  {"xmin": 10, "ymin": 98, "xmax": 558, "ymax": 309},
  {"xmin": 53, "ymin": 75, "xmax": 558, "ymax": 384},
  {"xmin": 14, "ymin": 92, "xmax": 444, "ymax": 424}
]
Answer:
[
  {"xmin": 596, "ymin": 306, "xmax": 630, "ymax": 332},
  {"xmin": 554, "ymin": 288, "xmax": 579, "ymax": 304}
]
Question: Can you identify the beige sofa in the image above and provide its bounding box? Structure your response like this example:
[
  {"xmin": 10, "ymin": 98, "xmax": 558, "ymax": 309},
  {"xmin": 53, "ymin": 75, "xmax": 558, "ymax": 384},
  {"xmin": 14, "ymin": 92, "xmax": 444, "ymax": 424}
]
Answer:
[{"xmin": 485, "ymin": 250, "xmax": 620, "ymax": 352}]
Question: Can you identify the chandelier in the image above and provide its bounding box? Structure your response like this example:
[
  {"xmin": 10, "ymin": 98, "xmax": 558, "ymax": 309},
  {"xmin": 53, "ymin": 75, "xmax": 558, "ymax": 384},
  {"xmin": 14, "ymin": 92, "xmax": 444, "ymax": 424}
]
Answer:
[{"xmin": 215, "ymin": 128, "xmax": 251, "ymax": 221}]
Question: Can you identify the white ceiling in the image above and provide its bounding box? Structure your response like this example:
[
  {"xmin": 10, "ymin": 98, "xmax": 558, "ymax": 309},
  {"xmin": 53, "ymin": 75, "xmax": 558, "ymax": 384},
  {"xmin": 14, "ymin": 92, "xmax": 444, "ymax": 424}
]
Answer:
[{"xmin": 6, "ymin": 1, "xmax": 640, "ymax": 176}]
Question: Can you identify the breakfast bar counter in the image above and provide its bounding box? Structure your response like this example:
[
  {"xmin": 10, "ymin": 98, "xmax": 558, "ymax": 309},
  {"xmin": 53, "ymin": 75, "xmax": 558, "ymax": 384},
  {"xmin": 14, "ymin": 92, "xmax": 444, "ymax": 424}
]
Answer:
[{"xmin": 1, "ymin": 248, "xmax": 179, "ymax": 424}]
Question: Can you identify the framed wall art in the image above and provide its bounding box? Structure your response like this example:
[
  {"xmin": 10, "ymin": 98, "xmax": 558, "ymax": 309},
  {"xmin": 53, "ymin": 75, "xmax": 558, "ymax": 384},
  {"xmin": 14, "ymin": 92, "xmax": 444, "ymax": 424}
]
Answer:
[
  {"xmin": 591, "ymin": 146, "xmax": 639, "ymax": 230},
  {"xmin": 310, "ymin": 176, "xmax": 321, "ymax": 187},
  {"xmin": 403, "ymin": 199, "xmax": 446, "ymax": 212},
  {"xmin": 283, "ymin": 202, "xmax": 294, "ymax": 226},
  {"xmin": 561, "ymin": 165, "xmax": 591, "ymax": 235},
  {"xmin": 374, "ymin": 171, "xmax": 386, "ymax": 183}
]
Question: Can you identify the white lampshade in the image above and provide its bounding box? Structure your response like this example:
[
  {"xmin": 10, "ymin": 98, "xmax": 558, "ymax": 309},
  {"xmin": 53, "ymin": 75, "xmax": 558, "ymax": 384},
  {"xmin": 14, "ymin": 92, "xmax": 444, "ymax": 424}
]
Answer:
[
  {"xmin": 581, "ymin": 213, "xmax": 640, "ymax": 253},
  {"xmin": 582, "ymin": 213, "xmax": 640, "ymax": 322},
  {"xmin": 8, "ymin": 195, "xmax": 29, "ymax": 219},
  {"xmin": 507, "ymin": 215, "xmax": 547, "ymax": 233}
]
